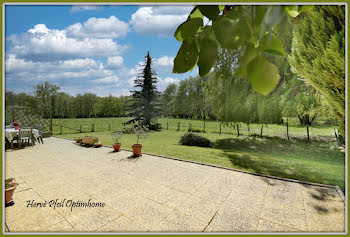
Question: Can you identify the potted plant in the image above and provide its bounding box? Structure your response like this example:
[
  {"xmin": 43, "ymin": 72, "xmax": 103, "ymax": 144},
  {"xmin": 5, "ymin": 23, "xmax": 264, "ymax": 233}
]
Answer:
[
  {"xmin": 111, "ymin": 129, "xmax": 123, "ymax": 152},
  {"xmin": 5, "ymin": 178, "xmax": 18, "ymax": 207},
  {"xmin": 76, "ymin": 137, "xmax": 82, "ymax": 143},
  {"xmin": 132, "ymin": 126, "xmax": 149, "ymax": 157},
  {"xmin": 13, "ymin": 122, "xmax": 20, "ymax": 130},
  {"xmin": 94, "ymin": 142, "xmax": 103, "ymax": 148}
]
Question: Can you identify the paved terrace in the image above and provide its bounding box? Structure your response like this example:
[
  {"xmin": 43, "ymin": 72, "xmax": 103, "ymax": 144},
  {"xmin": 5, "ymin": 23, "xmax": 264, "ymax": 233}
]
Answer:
[{"xmin": 5, "ymin": 137, "xmax": 345, "ymax": 232}]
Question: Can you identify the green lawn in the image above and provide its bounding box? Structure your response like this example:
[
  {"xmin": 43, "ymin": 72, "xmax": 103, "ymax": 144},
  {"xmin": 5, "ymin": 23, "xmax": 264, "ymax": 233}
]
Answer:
[{"xmin": 56, "ymin": 127, "xmax": 345, "ymax": 191}]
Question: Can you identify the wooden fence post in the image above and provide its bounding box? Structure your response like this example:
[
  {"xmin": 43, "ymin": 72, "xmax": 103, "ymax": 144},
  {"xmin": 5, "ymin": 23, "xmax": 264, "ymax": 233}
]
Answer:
[
  {"xmin": 237, "ymin": 123, "xmax": 240, "ymax": 137},
  {"xmin": 260, "ymin": 124, "xmax": 263, "ymax": 137},
  {"xmin": 60, "ymin": 125, "xmax": 62, "ymax": 134},
  {"xmin": 80, "ymin": 125, "xmax": 82, "ymax": 133},
  {"xmin": 219, "ymin": 124, "xmax": 221, "ymax": 135},
  {"xmin": 334, "ymin": 128, "xmax": 338, "ymax": 143},
  {"xmin": 167, "ymin": 121, "xmax": 168, "ymax": 130},
  {"xmin": 286, "ymin": 122, "xmax": 290, "ymax": 140},
  {"xmin": 92, "ymin": 124, "xmax": 94, "ymax": 132},
  {"xmin": 49, "ymin": 109, "xmax": 53, "ymax": 132},
  {"xmin": 307, "ymin": 126, "xmax": 310, "ymax": 141},
  {"xmin": 177, "ymin": 122, "xmax": 180, "ymax": 131},
  {"xmin": 12, "ymin": 108, "xmax": 15, "ymax": 122}
]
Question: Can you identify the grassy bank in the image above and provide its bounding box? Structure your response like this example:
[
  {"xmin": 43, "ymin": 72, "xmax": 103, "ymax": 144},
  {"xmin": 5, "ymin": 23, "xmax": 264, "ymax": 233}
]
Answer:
[{"xmin": 56, "ymin": 129, "xmax": 345, "ymax": 190}]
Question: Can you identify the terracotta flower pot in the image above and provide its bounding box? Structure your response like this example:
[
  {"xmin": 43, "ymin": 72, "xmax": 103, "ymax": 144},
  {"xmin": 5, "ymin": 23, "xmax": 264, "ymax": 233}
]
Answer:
[
  {"xmin": 132, "ymin": 144, "xmax": 142, "ymax": 157},
  {"xmin": 5, "ymin": 185, "xmax": 18, "ymax": 204},
  {"xmin": 112, "ymin": 143, "xmax": 121, "ymax": 152}
]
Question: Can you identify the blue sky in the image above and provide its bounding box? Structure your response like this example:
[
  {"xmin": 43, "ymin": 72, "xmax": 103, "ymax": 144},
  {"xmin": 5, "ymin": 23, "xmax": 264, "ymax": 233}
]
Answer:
[{"xmin": 5, "ymin": 5, "xmax": 199, "ymax": 97}]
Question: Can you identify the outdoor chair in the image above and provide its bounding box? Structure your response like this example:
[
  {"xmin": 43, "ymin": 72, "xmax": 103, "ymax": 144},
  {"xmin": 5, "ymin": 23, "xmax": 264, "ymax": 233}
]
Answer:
[
  {"xmin": 18, "ymin": 128, "xmax": 34, "ymax": 148},
  {"xmin": 34, "ymin": 126, "xmax": 44, "ymax": 144},
  {"xmin": 36, "ymin": 130, "xmax": 44, "ymax": 144}
]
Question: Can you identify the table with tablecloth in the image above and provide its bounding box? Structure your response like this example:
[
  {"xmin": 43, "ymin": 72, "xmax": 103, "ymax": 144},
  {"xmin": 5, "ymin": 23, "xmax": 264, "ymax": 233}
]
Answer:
[{"xmin": 5, "ymin": 128, "xmax": 40, "ymax": 147}]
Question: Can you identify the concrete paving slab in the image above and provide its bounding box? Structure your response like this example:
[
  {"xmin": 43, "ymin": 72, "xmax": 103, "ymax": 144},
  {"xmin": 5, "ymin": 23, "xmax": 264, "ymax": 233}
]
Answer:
[
  {"xmin": 206, "ymin": 206, "xmax": 260, "ymax": 232},
  {"xmin": 5, "ymin": 137, "xmax": 345, "ymax": 233}
]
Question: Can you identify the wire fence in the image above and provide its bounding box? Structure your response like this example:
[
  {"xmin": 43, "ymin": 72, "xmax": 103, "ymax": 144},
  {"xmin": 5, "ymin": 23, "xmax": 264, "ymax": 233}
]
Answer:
[{"xmin": 52, "ymin": 117, "xmax": 339, "ymax": 142}]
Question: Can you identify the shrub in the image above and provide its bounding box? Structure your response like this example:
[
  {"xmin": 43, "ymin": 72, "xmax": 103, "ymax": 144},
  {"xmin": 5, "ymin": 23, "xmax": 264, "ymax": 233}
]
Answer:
[
  {"xmin": 122, "ymin": 127, "xmax": 135, "ymax": 134},
  {"xmin": 187, "ymin": 128, "xmax": 205, "ymax": 133},
  {"xmin": 180, "ymin": 133, "xmax": 211, "ymax": 147}
]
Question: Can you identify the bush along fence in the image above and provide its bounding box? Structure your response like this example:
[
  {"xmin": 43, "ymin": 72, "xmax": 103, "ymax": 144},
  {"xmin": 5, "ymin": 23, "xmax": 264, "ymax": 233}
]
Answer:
[{"xmin": 53, "ymin": 119, "xmax": 338, "ymax": 142}]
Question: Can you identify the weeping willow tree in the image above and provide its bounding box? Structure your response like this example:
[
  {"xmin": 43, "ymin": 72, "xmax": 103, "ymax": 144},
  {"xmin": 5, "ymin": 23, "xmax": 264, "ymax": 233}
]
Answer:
[
  {"xmin": 289, "ymin": 6, "xmax": 345, "ymax": 137},
  {"xmin": 208, "ymin": 48, "xmax": 282, "ymax": 130}
]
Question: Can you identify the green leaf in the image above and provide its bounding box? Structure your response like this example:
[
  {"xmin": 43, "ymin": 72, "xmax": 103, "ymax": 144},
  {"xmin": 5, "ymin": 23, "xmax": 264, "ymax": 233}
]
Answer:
[
  {"xmin": 254, "ymin": 6, "xmax": 266, "ymax": 26},
  {"xmin": 173, "ymin": 39, "xmax": 199, "ymax": 73},
  {"xmin": 225, "ymin": 6, "xmax": 243, "ymax": 20},
  {"xmin": 198, "ymin": 25, "xmax": 214, "ymax": 41},
  {"xmin": 197, "ymin": 5, "xmax": 220, "ymax": 21},
  {"xmin": 237, "ymin": 43, "xmax": 260, "ymax": 78},
  {"xmin": 174, "ymin": 18, "xmax": 203, "ymax": 42},
  {"xmin": 189, "ymin": 7, "xmax": 204, "ymax": 19},
  {"xmin": 198, "ymin": 32, "xmax": 218, "ymax": 76},
  {"xmin": 214, "ymin": 17, "xmax": 250, "ymax": 50},
  {"xmin": 259, "ymin": 6, "xmax": 284, "ymax": 39},
  {"xmin": 261, "ymin": 34, "xmax": 286, "ymax": 56},
  {"xmin": 218, "ymin": 5, "xmax": 225, "ymax": 11},
  {"xmin": 284, "ymin": 5, "xmax": 299, "ymax": 18},
  {"xmin": 247, "ymin": 56, "xmax": 280, "ymax": 96},
  {"xmin": 299, "ymin": 5, "xmax": 314, "ymax": 13}
]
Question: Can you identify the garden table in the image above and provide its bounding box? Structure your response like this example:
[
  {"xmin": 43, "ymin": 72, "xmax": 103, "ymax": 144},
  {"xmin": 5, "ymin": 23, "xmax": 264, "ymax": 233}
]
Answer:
[{"xmin": 5, "ymin": 128, "xmax": 39, "ymax": 148}]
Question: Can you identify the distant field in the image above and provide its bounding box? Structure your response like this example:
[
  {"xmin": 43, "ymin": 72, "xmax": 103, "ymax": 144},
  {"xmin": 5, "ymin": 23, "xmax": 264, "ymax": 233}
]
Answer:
[{"xmin": 52, "ymin": 117, "xmax": 337, "ymax": 139}]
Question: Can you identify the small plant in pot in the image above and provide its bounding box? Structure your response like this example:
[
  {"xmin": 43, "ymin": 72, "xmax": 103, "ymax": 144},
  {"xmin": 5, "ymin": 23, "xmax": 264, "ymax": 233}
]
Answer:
[
  {"xmin": 5, "ymin": 178, "xmax": 19, "ymax": 207},
  {"xmin": 111, "ymin": 129, "xmax": 123, "ymax": 152},
  {"xmin": 132, "ymin": 126, "xmax": 149, "ymax": 157}
]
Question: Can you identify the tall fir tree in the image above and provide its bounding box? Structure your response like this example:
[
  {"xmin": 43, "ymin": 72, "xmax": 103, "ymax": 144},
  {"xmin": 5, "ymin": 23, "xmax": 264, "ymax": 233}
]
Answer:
[
  {"xmin": 128, "ymin": 52, "xmax": 162, "ymax": 130},
  {"xmin": 289, "ymin": 6, "xmax": 345, "ymax": 137}
]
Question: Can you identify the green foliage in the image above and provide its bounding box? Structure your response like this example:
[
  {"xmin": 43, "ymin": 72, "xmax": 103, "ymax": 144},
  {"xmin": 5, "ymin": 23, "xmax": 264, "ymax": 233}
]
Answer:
[
  {"xmin": 133, "ymin": 126, "xmax": 150, "ymax": 144},
  {"xmin": 111, "ymin": 129, "xmax": 123, "ymax": 143},
  {"xmin": 289, "ymin": 6, "xmax": 345, "ymax": 135},
  {"xmin": 180, "ymin": 132, "xmax": 211, "ymax": 147},
  {"xmin": 129, "ymin": 52, "xmax": 162, "ymax": 130},
  {"xmin": 280, "ymin": 76, "xmax": 325, "ymax": 125},
  {"xmin": 172, "ymin": 5, "xmax": 314, "ymax": 95},
  {"xmin": 173, "ymin": 39, "xmax": 198, "ymax": 73},
  {"xmin": 247, "ymin": 56, "xmax": 280, "ymax": 96},
  {"xmin": 5, "ymin": 178, "xmax": 18, "ymax": 189}
]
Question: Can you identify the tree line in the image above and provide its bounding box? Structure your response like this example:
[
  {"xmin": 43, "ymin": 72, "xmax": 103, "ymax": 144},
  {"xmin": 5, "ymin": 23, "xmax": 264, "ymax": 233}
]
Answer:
[{"xmin": 5, "ymin": 84, "xmax": 130, "ymax": 119}]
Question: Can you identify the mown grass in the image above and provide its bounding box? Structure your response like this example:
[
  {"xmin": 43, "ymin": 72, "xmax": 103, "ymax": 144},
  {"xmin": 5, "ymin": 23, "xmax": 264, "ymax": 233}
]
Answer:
[{"xmin": 56, "ymin": 128, "xmax": 345, "ymax": 191}]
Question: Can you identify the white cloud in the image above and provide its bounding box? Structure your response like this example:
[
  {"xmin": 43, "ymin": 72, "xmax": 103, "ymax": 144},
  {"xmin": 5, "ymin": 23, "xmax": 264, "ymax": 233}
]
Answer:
[
  {"xmin": 130, "ymin": 6, "xmax": 192, "ymax": 37},
  {"xmin": 8, "ymin": 24, "xmax": 128, "ymax": 62},
  {"xmin": 5, "ymin": 54, "xmax": 114, "ymax": 84},
  {"xmin": 93, "ymin": 76, "xmax": 119, "ymax": 84},
  {"xmin": 157, "ymin": 77, "xmax": 180, "ymax": 90},
  {"xmin": 66, "ymin": 16, "xmax": 130, "ymax": 39},
  {"xmin": 107, "ymin": 56, "xmax": 124, "ymax": 68},
  {"xmin": 153, "ymin": 56, "xmax": 173, "ymax": 67},
  {"xmin": 70, "ymin": 6, "xmax": 102, "ymax": 13},
  {"xmin": 153, "ymin": 55, "xmax": 174, "ymax": 73}
]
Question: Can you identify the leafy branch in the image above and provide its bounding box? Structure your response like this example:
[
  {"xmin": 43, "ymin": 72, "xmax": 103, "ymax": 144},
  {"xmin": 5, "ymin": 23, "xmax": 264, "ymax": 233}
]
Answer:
[{"xmin": 172, "ymin": 5, "xmax": 314, "ymax": 96}]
